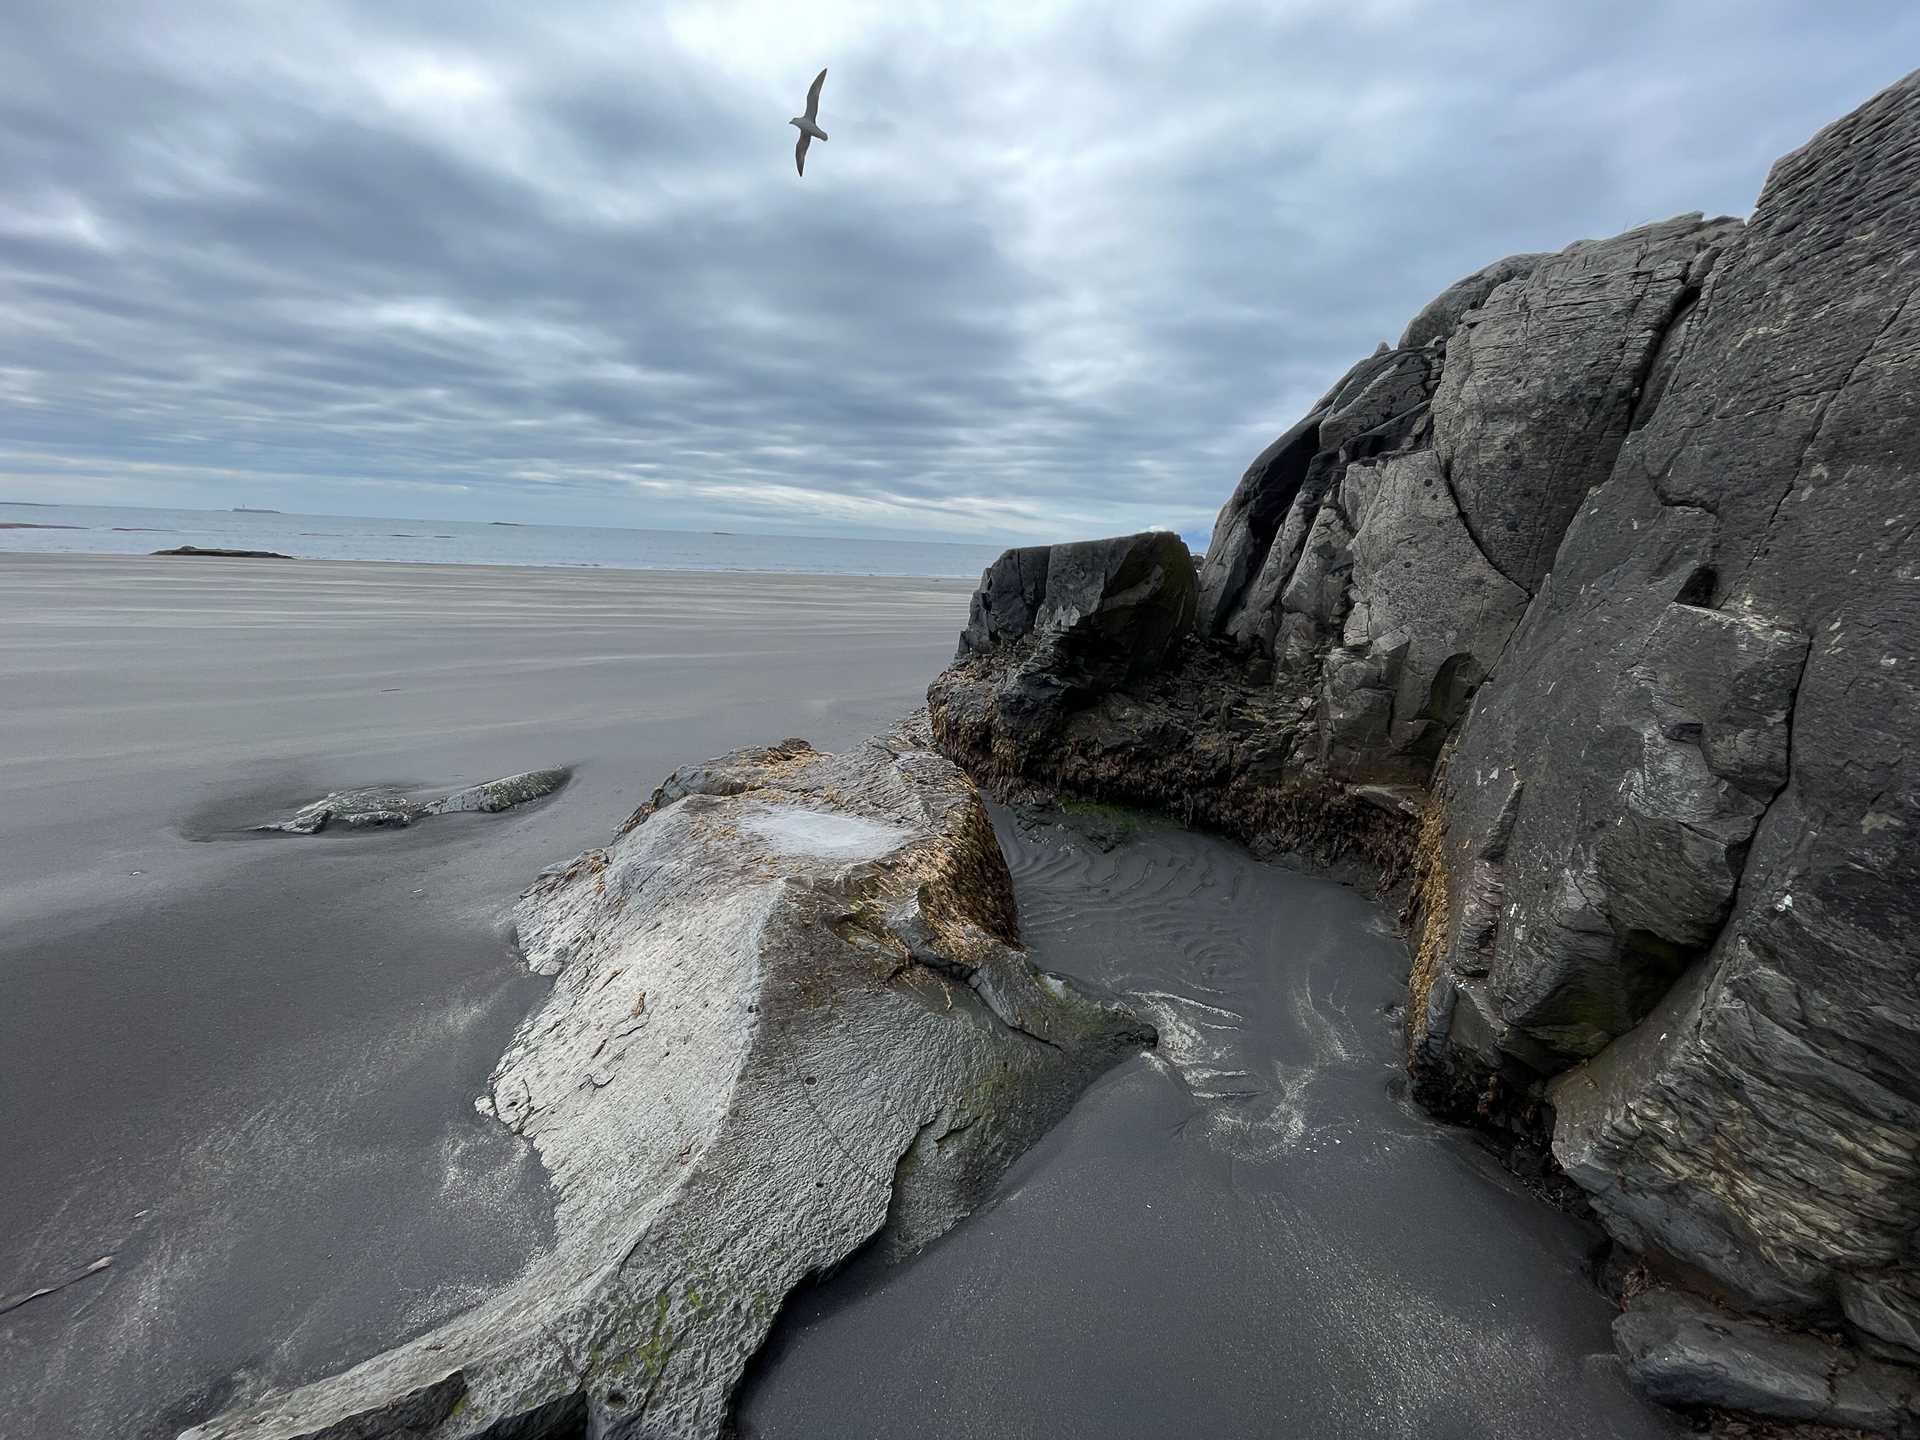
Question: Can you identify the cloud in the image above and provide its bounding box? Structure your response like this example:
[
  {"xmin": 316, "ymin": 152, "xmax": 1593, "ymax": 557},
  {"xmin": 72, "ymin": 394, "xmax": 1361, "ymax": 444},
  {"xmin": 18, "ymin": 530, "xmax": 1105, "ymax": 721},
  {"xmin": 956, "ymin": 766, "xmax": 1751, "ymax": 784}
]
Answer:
[{"xmin": 0, "ymin": 0, "xmax": 1915, "ymax": 541}]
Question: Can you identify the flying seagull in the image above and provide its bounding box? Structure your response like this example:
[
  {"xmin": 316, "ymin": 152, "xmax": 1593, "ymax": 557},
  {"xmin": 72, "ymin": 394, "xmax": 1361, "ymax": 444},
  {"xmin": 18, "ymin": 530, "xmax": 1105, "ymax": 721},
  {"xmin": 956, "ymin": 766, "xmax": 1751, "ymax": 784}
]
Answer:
[{"xmin": 791, "ymin": 67, "xmax": 828, "ymax": 176}]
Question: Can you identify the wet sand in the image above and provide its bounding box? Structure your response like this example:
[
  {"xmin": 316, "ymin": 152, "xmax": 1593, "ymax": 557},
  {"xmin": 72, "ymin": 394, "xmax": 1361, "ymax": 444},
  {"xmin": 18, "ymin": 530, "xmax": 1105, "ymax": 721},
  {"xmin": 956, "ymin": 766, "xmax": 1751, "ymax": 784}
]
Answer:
[
  {"xmin": 734, "ymin": 809, "xmax": 1680, "ymax": 1439},
  {"xmin": 0, "ymin": 553, "xmax": 974, "ymax": 1440}
]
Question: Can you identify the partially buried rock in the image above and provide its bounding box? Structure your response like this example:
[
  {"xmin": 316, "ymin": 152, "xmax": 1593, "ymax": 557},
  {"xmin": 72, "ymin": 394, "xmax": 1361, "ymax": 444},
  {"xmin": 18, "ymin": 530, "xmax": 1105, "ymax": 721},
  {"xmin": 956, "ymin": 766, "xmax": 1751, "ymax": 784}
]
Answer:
[
  {"xmin": 424, "ymin": 768, "xmax": 570, "ymax": 816},
  {"xmin": 184, "ymin": 715, "xmax": 1150, "ymax": 1440},
  {"xmin": 261, "ymin": 787, "xmax": 426, "ymax": 834},
  {"xmin": 259, "ymin": 769, "xmax": 567, "ymax": 834}
]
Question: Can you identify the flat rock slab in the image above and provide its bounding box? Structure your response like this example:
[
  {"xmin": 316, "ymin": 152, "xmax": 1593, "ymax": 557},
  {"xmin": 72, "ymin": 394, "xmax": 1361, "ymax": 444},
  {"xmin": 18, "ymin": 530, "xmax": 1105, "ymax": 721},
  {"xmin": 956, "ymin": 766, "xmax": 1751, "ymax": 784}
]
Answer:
[
  {"xmin": 1616, "ymin": 1290, "xmax": 1920, "ymax": 1434},
  {"xmin": 184, "ymin": 717, "xmax": 1148, "ymax": 1440}
]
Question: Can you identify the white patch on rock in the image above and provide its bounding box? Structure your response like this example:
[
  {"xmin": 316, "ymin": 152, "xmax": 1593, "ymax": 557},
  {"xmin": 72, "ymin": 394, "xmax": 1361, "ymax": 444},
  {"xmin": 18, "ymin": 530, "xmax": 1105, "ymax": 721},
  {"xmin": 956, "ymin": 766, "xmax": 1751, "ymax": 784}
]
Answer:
[{"xmin": 739, "ymin": 804, "xmax": 912, "ymax": 860}]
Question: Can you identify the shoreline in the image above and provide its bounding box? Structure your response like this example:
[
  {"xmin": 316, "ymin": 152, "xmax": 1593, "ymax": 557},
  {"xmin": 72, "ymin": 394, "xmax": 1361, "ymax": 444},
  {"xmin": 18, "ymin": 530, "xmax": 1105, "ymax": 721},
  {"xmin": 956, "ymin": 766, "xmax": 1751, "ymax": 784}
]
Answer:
[{"xmin": 0, "ymin": 547, "xmax": 992, "ymax": 584}]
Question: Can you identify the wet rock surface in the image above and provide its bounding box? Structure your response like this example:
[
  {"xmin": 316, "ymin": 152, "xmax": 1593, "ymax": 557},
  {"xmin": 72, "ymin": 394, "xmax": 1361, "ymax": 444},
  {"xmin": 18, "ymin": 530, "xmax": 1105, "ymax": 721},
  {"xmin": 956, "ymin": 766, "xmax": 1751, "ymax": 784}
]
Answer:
[
  {"xmin": 184, "ymin": 718, "xmax": 1148, "ymax": 1440},
  {"xmin": 926, "ymin": 71, "xmax": 1920, "ymax": 1433}
]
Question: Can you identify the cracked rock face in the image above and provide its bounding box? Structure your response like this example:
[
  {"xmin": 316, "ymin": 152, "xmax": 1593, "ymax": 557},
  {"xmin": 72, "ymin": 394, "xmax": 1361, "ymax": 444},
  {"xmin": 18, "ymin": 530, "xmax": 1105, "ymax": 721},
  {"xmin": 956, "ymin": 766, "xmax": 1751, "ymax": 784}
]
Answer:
[
  {"xmin": 1530, "ymin": 67, "xmax": 1920, "ymax": 1345},
  {"xmin": 184, "ymin": 718, "xmax": 1149, "ymax": 1440},
  {"xmin": 1405, "ymin": 68, "xmax": 1920, "ymax": 1428},
  {"xmin": 957, "ymin": 529, "xmax": 1197, "ymax": 687},
  {"xmin": 1431, "ymin": 211, "xmax": 1743, "ymax": 596}
]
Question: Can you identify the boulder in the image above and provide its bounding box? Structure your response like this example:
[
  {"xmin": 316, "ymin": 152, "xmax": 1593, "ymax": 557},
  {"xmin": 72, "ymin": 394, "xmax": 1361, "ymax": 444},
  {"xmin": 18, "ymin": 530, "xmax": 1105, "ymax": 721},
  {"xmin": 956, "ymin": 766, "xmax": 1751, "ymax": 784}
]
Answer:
[
  {"xmin": 1030, "ymin": 530, "xmax": 1198, "ymax": 687},
  {"xmin": 262, "ymin": 787, "xmax": 427, "ymax": 834},
  {"xmin": 425, "ymin": 768, "xmax": 570, "ymax": 816},
  {"xmin": 938, "ymin": 532, "xmax": 1199, "ymax": 771},
  {"xmin": 960, "ymin": 531, "xmax": 1196, "ymax": 682},
  {"xmin": 185, "ymin": 717, "xmax": 1149, "ymax": 1440},
  {"xmin": 956, "ymin": 544, "xmax": 1051, "ymax": 659}
]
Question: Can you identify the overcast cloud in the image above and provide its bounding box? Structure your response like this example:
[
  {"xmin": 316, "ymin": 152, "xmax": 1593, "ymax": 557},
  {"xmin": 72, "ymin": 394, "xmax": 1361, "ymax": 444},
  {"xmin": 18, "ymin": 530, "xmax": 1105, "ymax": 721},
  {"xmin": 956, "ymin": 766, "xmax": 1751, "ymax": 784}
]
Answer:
[{"xmin": 1, "ymin": 2, "xmax": 1913, "ymax": 543}]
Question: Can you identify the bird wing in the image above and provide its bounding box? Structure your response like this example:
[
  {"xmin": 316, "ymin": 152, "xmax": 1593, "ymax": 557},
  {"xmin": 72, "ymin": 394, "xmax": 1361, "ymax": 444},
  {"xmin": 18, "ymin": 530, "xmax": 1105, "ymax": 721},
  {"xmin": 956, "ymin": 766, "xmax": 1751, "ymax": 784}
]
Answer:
[
  {"xmin": 804, "ymin": 67, "xmax": 827, "ymax": 122},
  {"xmin": 795, "ymin": 130, "xmax": 811, "ymax": 176}
]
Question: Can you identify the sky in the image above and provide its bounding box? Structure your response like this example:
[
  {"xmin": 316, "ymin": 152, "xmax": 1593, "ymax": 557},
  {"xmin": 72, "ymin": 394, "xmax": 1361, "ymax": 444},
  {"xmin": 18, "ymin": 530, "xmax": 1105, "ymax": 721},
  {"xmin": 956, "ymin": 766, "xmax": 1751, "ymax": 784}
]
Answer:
[{"xmin": 1, "ymin": 3, "xmax": 1914, "ymax": 546}]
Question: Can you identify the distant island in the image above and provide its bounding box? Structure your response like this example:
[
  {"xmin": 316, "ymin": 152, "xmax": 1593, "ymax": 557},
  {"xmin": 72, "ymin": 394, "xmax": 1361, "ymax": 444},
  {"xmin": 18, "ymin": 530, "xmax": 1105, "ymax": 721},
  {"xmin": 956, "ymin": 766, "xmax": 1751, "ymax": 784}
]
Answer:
[
  {"xmin": 153, "ymin": 545, "xmax": 292, "ymax": 559},
  {"xmin": 232, "ymin": 506, "xmax": 280, "ymax": 514}
]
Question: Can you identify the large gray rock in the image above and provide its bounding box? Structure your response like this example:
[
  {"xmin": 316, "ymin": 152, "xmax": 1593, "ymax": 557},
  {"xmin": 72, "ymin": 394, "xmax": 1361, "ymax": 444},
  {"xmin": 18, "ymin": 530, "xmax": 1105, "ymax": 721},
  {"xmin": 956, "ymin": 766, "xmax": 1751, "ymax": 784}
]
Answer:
[
  {"xmin": 1030, "ymin": 531, "xmax": 1198, "ymax": 687},
  {"xmin": 1431, "ymin": 212, "xmax": 1743, "ymax": 594},
  {"xmin": 960, "ymin": 531, "xmax": 1196, "ymax": 684},
  {"xmin": 938, "ymin": 532, "xmax": 1199, "ymax": 773},
  {"xmin": 184, "ymin": 719, "xmax": 1149, "ymax": 1440},
  {"xmin": 956, "ymin": 544, "xmax": 1051, "ymax": 659},
  {"xmin": 929, "ymin": 65, "xmax": 1920, "ymax": 1437},
  {"xmin": 428, "ymin": 768, "xmax": 570, "ymax": 816},
  {"xmin": 1415, "ymin": 67, "xmax": 1920, "ymax": 1380}
]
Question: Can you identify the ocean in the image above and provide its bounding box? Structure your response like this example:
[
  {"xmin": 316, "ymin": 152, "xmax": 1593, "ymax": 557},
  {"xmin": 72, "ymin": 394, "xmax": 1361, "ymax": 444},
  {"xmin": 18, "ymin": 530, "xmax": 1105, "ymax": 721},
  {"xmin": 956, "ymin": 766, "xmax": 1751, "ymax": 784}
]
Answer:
[{"xmin": 0, "ymin": 502, "xmax": 1012, "ymax": 580}]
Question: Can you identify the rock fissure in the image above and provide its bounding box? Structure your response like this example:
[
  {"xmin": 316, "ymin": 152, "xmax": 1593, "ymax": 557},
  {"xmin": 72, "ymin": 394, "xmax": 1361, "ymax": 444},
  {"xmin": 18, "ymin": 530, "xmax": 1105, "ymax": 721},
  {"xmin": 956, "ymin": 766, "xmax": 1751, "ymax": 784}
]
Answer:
[{"xmin": 1437, "ymin": 445, "xmax": 1528, "ymax": 607}]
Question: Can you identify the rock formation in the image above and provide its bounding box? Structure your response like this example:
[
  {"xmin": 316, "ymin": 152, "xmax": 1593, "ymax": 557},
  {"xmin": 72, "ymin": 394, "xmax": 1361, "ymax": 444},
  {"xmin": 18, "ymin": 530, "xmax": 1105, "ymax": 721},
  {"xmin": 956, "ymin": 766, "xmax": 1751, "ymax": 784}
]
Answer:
[
  {"xmin": 185, "ymin": 720, "xmax": 1149, "ymax": 1440},
  {"xmin": 929, "ymin": 69, "xmax": 1920, "ymax": 1433},
  {"xmin": 932, "ymin": 531, "xmax": 1419, "ymax": 880}
]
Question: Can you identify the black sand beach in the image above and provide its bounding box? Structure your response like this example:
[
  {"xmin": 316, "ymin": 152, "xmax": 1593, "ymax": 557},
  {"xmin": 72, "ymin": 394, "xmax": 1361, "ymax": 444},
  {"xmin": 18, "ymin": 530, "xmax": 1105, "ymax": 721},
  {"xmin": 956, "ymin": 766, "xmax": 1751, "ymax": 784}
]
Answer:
[{"xmin": 0, "ymin": 553, "xmax": 974, "ymax": 1439}]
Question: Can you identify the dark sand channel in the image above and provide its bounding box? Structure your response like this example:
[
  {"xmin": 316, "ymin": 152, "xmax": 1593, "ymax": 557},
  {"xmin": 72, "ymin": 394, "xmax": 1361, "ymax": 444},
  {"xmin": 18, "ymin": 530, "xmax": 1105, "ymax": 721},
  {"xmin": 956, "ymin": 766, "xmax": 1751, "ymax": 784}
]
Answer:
[
  {"xmin": 0, "ymin": 553, "xmax": 973, "ymax": 1440},
  {"xmin": 735, "ymin": 809, "xmax": 1680, "ymax": 1440}
]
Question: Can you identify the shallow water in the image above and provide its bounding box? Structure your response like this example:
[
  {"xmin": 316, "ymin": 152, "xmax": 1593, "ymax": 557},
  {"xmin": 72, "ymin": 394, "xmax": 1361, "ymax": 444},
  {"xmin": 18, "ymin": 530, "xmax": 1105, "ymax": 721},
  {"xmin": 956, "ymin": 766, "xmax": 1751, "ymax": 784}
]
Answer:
[{"xmin": 735, "ymin": 809, "xmax": 1680, "ymax": 1440}]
